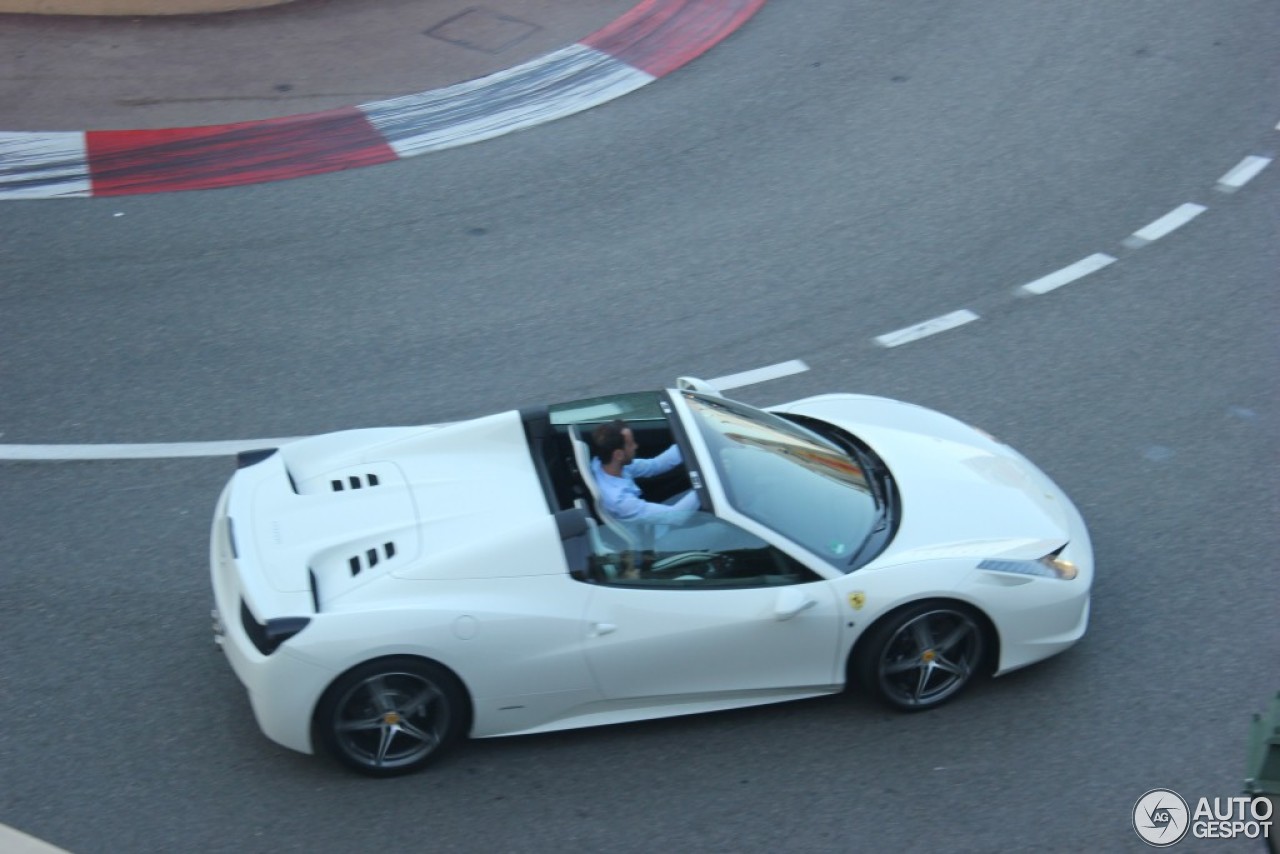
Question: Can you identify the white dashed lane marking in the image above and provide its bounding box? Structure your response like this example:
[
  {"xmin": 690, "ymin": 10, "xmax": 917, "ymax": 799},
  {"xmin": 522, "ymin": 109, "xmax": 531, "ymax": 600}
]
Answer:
[
  {"xmin": 1215, "ymin": 155, "xmax": 1271, "ymax": 192},
  {"xmin": 1123, "ymin": 203, "xmax": 1207, "ymax": 248},
  {"xmin": 874, "ymin": 310, "xmax": 980, "ymax": 348},
  {"xmin": 707, "ymin": 360, "xmax": 809, "ymax": 391},
  {"xmin": 1018, "ymin": 253, "xmax": 1118, "ymax": 296},
  {"xmin": 7, "ymin": 129, "xmax": 1278, "ymax": 444}
]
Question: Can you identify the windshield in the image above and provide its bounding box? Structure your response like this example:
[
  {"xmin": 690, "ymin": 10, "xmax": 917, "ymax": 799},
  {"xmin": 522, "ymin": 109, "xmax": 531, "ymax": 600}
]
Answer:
[{"xmin": 681, "ymin": 392, "xmax": 878, "ymax": 566}]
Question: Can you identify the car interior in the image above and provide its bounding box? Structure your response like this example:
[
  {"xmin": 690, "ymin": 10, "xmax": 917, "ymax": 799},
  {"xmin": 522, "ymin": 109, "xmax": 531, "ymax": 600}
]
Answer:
[
  {"xmin": 522, "ymin": 402, "xmax": 817, "ymax": 590},
  {"xmin": 519, "ymin": 402, "xmax": 693, "ymax": 518}
]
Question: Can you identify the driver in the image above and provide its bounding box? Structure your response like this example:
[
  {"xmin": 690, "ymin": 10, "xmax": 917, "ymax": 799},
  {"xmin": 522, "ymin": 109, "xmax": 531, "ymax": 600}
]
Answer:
[{"xmin": 590, "ymin": 420, "xmax": 699, "ymax": 525}]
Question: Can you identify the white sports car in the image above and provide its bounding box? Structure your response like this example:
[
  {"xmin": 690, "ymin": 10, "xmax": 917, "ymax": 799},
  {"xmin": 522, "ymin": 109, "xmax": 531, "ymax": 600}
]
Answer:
[{"xmin": 210, "ymin": 379, "xmax": 1092, "ymax": 776}]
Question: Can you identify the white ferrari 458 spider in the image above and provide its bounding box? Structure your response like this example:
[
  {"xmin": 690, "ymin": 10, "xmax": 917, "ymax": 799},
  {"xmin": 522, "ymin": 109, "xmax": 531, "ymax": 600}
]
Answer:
[{"xmin": 210, "ymin": 378, "xmax": 1092, "ymax": 776}]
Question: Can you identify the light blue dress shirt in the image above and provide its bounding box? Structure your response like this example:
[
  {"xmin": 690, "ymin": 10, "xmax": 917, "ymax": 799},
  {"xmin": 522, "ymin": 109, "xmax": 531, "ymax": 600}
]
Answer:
[{"xmin": 590, "ymin": 445, "xmax": 700, "ymax": 524}]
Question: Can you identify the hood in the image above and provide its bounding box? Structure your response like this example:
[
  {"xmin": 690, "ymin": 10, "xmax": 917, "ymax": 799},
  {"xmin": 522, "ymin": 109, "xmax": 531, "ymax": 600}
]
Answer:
[{"xmin": 774, "ymin": 394, "xmax": 1074, "ymax": 564}]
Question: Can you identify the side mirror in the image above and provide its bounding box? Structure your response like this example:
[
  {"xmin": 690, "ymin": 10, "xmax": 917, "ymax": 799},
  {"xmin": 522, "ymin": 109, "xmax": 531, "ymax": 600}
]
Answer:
[{"xmin": 676, "ymin": 376, "xmax": 721, "ymax": 395}]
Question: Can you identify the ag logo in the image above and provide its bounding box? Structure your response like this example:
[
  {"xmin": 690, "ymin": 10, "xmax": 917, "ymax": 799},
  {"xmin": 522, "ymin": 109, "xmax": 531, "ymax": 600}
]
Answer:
[
  {"xmin": 848, "ymin": 592, "xmax": 866, "ymax": 611},
  {"xmin": 1133, "ymin": 788, "xmax": 1190, "ymax": 847}
]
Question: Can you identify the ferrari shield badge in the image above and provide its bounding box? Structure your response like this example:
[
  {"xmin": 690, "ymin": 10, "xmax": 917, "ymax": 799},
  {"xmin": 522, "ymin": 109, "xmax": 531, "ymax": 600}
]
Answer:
[{"xmin": 848, "ymin": 592, "xmax": 866, "ymax": 611}]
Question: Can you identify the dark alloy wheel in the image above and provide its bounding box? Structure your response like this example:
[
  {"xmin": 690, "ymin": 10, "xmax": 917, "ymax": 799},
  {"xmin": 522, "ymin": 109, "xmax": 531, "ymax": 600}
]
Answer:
[
  {"xmin": 315, "ymin": 657, "xmax": 465, "ymax": 777},
  {"xmin": 856, "ymin": 602, "xmax": 987, "ymax": 711}
]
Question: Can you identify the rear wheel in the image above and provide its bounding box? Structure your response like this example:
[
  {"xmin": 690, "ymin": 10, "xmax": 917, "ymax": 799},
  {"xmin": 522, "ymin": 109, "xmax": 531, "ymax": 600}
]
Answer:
[
  {"xmin": 855, "ymin": 602, "xmax": 987, "ymax": 711},
  {"xmin": 315, "ymin": 657, "xmax": 465, "ymax": 777}
]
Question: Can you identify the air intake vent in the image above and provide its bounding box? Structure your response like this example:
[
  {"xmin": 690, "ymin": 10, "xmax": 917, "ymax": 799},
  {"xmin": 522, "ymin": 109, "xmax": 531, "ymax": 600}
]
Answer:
[
  {"xmin": 297, "ymin": 464, "xmax": 398, "ymax": 496},
  {"xmin": 347, "ymin": 541, "xmax": 398, "ymax": 576},
  {"xmin": 330, "ymin": 473, "xmax": 382, "ymax": 492}
]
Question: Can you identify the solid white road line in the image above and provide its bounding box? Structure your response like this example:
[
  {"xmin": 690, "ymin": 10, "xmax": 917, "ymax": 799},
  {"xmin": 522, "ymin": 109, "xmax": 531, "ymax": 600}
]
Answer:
[
  {"xmin": 0, "ymin": 824, "xmax": 71, "ymax": 854},
  {"xmin": 874, "ymin": 310, "xmax": 979, "ymax": 348},
  {"xmin": 1215, "ymin": 155, "xmax": 1271, "ymax": 192},
  {"xmin": 0, "ymin": 361, "xmax": 816, "ymax": 462},
  {"xmin": 1123, "ymin": 203, "xmax": 1207, "ymax": 247},
  {"xmin": 0, "ymin": 438, "xmax": 303, "ymax": 461},
  {"xmin": 708, "ymin": 360, "xmax": 810, "ymax": 391},
  {"xmin": 1018, "ymin": 253, "xmax": 1117, "ymax": 295}
]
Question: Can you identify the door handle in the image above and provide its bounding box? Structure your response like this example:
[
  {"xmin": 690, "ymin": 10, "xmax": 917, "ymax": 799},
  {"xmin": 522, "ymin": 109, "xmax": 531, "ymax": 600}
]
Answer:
[
  {"xmin": 589, "ymin": 622, "xmax": 617, "ymax": 637},
  {"xmin": 774, "ymin": 589, "xmax": 817, "ymax": 621}
]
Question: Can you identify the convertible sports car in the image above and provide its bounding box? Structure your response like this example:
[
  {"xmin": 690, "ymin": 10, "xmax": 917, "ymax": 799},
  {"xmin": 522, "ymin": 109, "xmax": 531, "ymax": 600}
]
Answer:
[{"xmin": 210, "ymin": 378, "xmax": 1092, "ymax": 776}]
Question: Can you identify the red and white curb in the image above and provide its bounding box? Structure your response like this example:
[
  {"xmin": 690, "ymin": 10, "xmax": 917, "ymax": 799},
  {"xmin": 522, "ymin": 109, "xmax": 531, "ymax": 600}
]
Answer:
[{"xmin": 0, "ymin": 0, "xmax": 765, "ymax": 199}]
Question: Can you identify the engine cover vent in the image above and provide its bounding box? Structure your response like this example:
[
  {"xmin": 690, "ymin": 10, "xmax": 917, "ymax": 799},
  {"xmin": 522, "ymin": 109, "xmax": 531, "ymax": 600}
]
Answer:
[
  {"xmin": 331, "ymin": 472, "xmax": 381, "ymax": 492},
  {"xmin": 294, "ymin": 463, "xmax": 400, "ymax": 496},
  {"xmin": 348, "ymin": 541, "xmax": 397, "ymax": 576}
]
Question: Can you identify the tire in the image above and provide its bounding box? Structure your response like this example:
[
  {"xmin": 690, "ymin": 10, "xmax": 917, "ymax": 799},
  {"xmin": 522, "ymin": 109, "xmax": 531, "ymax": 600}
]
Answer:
[
  {"xmin": 854, "ymin": 601, "xmax": 987, "ymax": 712},
  {"xmin": 315, "ymin": 657, "xmax": 465, "ymax": 777}
]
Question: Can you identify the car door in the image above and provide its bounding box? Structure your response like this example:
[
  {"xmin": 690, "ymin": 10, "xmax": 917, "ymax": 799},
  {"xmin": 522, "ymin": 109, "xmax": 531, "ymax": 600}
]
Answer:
[{"xmin": 578, "ymin": 514, "xmax": 843, "ymax": 701}]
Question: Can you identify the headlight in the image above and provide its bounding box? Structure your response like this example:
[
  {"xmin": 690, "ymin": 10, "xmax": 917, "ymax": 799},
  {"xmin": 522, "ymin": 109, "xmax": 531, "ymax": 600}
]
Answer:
[{"xmin": 979, "ymin": 549, "xmax": 1078, "ymax": 580}]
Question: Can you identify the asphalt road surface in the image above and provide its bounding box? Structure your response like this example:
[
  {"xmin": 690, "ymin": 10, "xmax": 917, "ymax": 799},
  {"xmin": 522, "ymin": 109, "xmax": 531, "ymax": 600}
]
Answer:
[{"xmin": 2, "ymin": 1, "xmax": 1277, "ymax": 851}]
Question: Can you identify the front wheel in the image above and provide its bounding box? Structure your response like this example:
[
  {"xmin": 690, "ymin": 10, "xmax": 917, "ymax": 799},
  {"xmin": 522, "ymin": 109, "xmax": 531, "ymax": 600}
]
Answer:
[
  {"xmin": 855, "ymin": 602, "xmax": 987, "ymax": 711},
  {"xmin": 315, "ymin": 657, "xmax": 465, "ymax": 777}
]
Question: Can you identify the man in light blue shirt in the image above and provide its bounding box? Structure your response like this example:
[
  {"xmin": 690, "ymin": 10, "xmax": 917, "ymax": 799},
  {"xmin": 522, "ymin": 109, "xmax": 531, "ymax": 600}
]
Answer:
[{"xmin": 590, "ymin": 420, "xmax": 700, "ymax": 525}]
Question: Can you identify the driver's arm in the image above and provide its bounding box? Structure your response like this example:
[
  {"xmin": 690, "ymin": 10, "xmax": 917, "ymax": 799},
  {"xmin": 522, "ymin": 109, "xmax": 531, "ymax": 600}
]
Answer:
[{"xmin": 622, "ymin": 444, "xmax": 683, "ymax": 479}]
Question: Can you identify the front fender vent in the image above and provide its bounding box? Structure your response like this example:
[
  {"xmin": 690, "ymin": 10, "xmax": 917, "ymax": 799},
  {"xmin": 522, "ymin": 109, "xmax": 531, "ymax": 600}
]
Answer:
[{"xmin": 348, "ymin": 541, "xmax": 397, "ymax": 576}]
